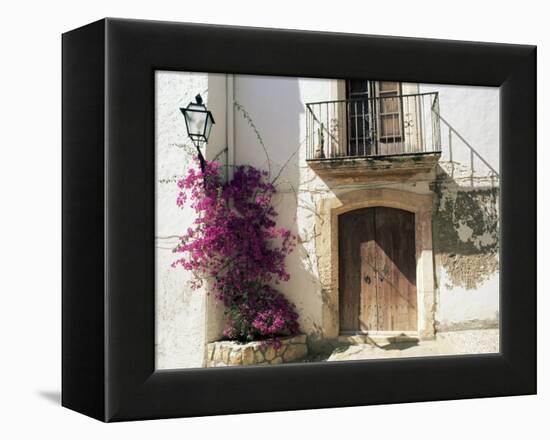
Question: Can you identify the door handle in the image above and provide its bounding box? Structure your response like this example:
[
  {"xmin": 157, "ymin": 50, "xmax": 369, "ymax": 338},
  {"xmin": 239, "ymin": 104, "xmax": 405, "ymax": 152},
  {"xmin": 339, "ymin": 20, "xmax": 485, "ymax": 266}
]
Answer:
[{"xmin": 364, "ymin": 275, "xmax": 371, "ymax": 284}]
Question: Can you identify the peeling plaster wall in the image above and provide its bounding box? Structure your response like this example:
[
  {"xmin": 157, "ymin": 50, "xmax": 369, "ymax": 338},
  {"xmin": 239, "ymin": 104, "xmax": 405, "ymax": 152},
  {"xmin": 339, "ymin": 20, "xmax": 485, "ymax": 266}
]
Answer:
[{"xmin": 420, "ymin": 83, "xmax": 500, "ymax": 331}]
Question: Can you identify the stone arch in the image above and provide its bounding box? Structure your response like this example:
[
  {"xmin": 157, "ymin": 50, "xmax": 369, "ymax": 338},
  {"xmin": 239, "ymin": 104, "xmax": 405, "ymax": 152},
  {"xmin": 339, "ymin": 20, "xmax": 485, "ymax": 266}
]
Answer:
[{"xmin": 315, "ymin": 188, "xmax": 435, "ymax": 340}]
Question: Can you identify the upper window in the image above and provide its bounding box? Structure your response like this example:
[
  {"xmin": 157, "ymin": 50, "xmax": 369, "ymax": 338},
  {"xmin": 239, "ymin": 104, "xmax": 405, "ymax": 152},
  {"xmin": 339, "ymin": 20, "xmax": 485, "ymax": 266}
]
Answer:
[{"xmin": 346, "ymin": 80, "xmax": 404, "ymax": 155}]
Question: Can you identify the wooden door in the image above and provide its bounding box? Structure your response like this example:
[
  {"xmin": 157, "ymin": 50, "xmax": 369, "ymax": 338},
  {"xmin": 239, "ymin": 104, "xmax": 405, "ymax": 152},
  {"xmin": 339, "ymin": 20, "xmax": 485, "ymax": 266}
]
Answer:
[{"xmin": 339, "ymin": 207, "xmax": 417, "ymax": 333}]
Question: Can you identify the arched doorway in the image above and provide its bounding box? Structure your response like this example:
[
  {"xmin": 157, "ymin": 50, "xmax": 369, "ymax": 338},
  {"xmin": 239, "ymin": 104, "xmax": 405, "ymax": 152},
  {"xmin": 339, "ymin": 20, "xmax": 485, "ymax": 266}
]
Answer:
[{"xmin": 338, "ymin": 207, "xmax": 417, "ymax": 333}]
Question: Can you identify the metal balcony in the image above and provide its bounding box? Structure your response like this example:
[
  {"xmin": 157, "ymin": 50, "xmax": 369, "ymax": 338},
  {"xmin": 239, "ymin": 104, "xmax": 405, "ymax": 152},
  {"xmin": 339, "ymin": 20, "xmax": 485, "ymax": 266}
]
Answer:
[{"xmin": 305, "ymin": 92, "xmax": 442, "ymax": 180}]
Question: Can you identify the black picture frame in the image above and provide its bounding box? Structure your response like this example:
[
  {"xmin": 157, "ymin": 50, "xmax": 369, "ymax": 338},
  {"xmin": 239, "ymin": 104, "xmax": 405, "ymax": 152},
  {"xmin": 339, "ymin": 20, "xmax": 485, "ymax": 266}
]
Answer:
[{"xmin": 62, "ymin": 18, "xmax": 536, "ymax": 422}]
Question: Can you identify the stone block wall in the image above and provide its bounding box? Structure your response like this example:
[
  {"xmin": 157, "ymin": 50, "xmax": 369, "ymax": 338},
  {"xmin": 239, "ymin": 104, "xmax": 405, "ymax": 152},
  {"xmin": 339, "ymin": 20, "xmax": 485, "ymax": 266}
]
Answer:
[{"xmin": 207, "ymin": 335, "xmax": 308, "ymax": 367}]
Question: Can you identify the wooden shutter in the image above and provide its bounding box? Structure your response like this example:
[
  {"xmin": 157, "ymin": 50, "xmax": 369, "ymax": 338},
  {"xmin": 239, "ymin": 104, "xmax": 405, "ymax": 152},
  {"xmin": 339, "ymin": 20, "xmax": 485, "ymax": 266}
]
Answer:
[{"xmin": 377, "ymin": 81, "xmax": 403, "ymax": 141}]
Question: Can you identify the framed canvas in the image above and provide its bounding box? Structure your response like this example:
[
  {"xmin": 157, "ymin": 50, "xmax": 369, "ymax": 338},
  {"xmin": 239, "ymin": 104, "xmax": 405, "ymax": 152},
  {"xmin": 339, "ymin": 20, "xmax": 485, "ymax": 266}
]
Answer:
[{"xmin": 62, "ymin": 18, "xmax": 536, "ymax": 422}]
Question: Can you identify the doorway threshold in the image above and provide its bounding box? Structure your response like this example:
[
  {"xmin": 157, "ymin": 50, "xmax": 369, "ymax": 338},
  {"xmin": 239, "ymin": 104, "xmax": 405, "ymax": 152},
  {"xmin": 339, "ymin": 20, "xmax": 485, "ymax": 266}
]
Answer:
[{"xmin": 338, "ymin": 331, "xmax": 419, "ymax": 345}]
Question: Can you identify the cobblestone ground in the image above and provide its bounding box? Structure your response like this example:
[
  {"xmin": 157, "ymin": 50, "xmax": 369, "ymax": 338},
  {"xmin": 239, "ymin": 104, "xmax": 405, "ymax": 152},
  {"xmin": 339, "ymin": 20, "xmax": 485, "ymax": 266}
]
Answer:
[{"xmin": 315, "ymin": 329, "xmax": 499, "ymax": 362}]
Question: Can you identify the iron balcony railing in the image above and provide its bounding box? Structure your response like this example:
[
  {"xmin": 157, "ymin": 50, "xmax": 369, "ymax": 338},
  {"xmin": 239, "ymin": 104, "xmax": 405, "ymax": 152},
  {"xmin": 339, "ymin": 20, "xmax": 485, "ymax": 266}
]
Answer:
[{"xmin": 305, "ymin": 92, "xmax": 441, "ymax": 161}]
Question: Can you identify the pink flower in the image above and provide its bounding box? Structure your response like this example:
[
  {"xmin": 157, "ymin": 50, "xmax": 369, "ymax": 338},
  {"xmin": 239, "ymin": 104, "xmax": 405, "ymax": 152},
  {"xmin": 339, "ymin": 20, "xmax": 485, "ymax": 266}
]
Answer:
[{"xmin": 172, "ymin": 159, "xmax": 299, "ymax": 343}]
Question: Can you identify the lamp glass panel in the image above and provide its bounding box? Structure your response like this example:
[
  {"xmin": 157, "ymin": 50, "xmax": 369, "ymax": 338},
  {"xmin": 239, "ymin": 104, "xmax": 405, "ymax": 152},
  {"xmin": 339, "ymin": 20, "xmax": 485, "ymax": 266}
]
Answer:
[
  {"xmin": 185, "ymin": 103, "xmax": 208, "ymax": 138},
  {"xmin": 204, "ymin": 114, "xmax": 214, "ymax": 141}
]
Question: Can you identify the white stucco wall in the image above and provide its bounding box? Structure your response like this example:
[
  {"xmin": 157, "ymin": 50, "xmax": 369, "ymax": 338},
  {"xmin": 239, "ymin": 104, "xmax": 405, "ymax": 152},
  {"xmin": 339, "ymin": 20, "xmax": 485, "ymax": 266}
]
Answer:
[
  {"xmin": 419, "ymin": 83, "xmax": 499, "ymax": 331},
  {"xmin": 155, "ymin": 71, "xmax": 228, "ymax": 369},
  {"xmin": 156, "ymin": 72, "xmax": 500, "ymax": 369},
  {"xmin": 233, "ymin": 77, "xmax": 500, "ymax": 337}
]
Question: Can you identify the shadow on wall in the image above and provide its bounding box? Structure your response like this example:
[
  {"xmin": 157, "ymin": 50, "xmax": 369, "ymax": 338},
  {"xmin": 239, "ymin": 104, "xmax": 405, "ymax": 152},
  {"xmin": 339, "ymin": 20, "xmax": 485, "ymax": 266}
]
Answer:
[
  {"xmin": 431, "ymin": 111, "xmax": 500, "ymax": 291},
  {"xmin": 233, "ymin": 76, "xmax": 323, "ymax": 339},
  {"xmin": 234, "ymin": 75, "xmax": 304, "ymax": 189}
]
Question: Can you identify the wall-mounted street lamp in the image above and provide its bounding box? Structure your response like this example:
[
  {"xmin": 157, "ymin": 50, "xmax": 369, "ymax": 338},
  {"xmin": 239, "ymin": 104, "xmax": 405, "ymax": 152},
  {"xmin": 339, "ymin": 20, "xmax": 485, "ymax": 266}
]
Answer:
[{"xmin": 179, "ymin": 94, "xmax": 215, "ymax": 174}]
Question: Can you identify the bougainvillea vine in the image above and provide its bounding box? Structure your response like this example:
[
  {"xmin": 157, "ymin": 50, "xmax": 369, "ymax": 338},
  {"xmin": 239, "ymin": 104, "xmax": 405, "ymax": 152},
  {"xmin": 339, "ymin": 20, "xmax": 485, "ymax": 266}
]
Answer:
[{"xmin": 172, "ymin": 159, "xmax": 299, "ymax": 344}]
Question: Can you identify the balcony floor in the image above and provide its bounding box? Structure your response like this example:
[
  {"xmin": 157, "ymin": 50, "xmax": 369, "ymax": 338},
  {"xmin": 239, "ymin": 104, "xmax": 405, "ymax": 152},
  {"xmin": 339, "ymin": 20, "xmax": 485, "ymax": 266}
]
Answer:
[{"xmin": 306, "ymin": 151, "xmax": 441, "ymax": 183}]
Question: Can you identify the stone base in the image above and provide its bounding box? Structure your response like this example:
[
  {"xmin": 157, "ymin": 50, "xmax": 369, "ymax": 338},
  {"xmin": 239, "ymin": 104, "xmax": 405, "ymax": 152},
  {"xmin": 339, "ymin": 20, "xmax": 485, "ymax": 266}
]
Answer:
[{"xmin": 207, "ymin": 335, "xmax": 308, "ymax": 367}]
